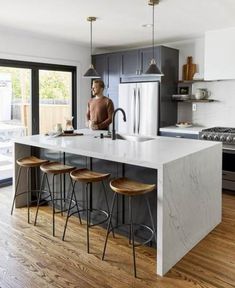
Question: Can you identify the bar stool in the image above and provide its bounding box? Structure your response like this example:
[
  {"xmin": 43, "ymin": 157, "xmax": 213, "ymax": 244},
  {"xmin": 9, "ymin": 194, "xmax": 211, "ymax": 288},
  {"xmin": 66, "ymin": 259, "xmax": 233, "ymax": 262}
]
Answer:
[
  {"xmin": 102, "ymin": 177, "xmax": 156, "ymax": 278},
  {"xmin": 34, "ymin": 161, "xmax": 76, "ymax": 236},
  {"xmin": 62, "ymin": 168, "xmax": 110, "ymax": 253},
  {"xmin": 11, "ymin": 156, "xmax": 48, "ymax": 223}
]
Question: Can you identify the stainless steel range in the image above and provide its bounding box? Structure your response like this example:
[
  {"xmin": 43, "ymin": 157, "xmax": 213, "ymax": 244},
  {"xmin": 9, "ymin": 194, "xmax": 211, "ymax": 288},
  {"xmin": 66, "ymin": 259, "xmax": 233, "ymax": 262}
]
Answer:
[
  {"xmin": 199, "ymin": 127, "xmax": 235, "ymax": 191},
  {"xmin": 199, "ymin": 127, "xmax": 235, "ymax": 148}
]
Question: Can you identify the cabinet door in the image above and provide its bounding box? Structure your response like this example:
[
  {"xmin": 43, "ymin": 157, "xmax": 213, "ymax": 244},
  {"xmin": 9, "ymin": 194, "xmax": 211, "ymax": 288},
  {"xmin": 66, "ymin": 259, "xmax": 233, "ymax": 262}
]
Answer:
[
  {"xmin": 92, "ymin": 54, "xmax": 108, "ymax": 85},
  {"xmin": 121, "ymin": 50, "xmax": 139, "ymax": 76},
  {"xmin": 108, "ymin": 57, "xmax": 119, "ymax": 109},
  {"xmin": 107, "ymin": 53, "xmax": 121, "ymax": 109},
  {"xmin": 205, "ymin": 28, "xmax": 235, "ymax": 80},
  {"xmin": 140, "ymin": 47, "xmax": 161, "ymax": 74}
]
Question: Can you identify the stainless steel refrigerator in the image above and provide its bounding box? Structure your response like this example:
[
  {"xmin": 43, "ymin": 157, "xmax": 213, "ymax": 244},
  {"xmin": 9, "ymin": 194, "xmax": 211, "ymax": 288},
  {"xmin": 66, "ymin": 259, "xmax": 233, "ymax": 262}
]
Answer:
[{"xmin": 118, "ymin": 82, "xmax": 159, "ymax": 136}]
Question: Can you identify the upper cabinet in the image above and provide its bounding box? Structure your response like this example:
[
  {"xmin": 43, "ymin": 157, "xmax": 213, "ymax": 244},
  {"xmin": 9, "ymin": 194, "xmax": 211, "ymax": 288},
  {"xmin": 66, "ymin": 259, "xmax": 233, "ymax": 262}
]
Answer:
[
  {"xmin": 93, "ymin": 46, "xmax": 179, "ymax": 127},
  {"xmin": 205, "ymin": 27, "xmax": 235, "ymax": 80},
  {"xmin": 120, "ymin": 50, "xmax": 140, "ymax": 76},
  {"xmin": 120, "ymin": 47, "xmax": 161, "ymax": 76}
]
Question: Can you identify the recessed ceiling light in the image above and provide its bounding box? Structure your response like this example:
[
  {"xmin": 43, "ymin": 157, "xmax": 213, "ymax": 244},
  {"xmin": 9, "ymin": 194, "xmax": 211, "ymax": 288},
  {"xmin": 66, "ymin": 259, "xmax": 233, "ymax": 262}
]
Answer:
[{"xmin": 142, "ymin": 24, "xmax": 153, "ymax": 28}]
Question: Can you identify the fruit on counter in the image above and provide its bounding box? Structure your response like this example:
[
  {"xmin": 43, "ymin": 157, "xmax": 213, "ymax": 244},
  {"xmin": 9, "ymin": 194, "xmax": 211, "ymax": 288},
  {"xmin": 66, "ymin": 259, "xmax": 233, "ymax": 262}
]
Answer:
[{"xmin": 177, "ymin": 122, "xmax": 192, "ymax": 125}]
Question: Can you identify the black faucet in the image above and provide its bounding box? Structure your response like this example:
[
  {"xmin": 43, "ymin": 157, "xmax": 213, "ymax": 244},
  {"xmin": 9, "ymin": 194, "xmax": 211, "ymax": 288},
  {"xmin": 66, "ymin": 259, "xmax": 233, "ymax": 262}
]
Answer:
[{"xmin": 112, "ymin": 108, "xmax": 126, "ymax": 140}]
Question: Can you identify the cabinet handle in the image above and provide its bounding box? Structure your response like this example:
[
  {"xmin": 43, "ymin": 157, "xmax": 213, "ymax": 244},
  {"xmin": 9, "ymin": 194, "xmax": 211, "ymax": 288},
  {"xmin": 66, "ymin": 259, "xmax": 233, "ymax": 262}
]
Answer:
[{"xmin": 176, "ymin": 135, "xmax": 184, "ymax": 138}]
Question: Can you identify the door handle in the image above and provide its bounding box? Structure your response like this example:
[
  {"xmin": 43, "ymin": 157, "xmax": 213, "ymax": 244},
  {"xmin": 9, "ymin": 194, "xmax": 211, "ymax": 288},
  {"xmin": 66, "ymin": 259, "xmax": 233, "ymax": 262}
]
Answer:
[
  {"xmin": 133, "ymin": 88, "xmax": 136, "ymax": 134},
  {"xmin": 137, "ymin": 88, "xmax": 140, "ymax": 134}
]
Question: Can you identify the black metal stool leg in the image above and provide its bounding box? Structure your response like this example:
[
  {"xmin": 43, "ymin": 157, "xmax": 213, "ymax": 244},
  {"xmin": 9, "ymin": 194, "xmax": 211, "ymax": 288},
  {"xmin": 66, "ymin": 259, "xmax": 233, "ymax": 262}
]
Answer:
[
  {"xmin": 52, "ymin": 174, "xmax": 56, "ymax": 237},
  {"xmin": 11, "ymin": 166, "xmax": 22, "ymax": 215},
  {"xmin": 60, "ymin": 174, "xmax": 63, "ymax": 216},
  {"xmin": 129, "ymin": 196, "xmax": 137, "ymax": 278},
  {"xmin": 86, "ymin": 183, "xmax": 90, "ymax": 253},
  {"xmin": 102, "ymin": 180, "xmax": 115, "ymax": 237},
  {"xmin": 128, "ymin": 197, "xmax": 132, "ymax": 245},
  {"xmin": 27, "ymin": 167, "xmax": 30, "ymax": 223},
  {"xmin": 34, "ymin": 172, "xmax": 46, "ymax": 226},
  {"xmin": 102, "ymin": 192, "xmax": 117, "ymax": 260},
  {"xmin": 146, "ymin": 196, "xmax": 157, "ymax": 244},
  {"xmin": 69, "ymin": 177, "xmax": 82, "ymax": 225},
  {"xmin": 62, "ymin": 181, "xmax": 76, "ymax": 241}
]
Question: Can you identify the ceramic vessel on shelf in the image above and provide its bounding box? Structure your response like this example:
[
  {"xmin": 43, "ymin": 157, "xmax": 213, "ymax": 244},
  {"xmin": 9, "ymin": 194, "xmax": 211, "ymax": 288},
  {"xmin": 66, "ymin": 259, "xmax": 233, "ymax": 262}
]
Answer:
[{"xmin": 195, "ymin": 88, "xmax": 210, "ymax": 100}]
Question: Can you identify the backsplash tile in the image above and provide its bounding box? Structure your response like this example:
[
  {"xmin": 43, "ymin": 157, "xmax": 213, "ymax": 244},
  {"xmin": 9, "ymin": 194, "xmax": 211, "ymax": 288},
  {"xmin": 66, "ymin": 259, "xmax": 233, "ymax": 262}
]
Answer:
[{"xmin": 177, "ymin": 80, "xmax": 235, "ymax": 127}]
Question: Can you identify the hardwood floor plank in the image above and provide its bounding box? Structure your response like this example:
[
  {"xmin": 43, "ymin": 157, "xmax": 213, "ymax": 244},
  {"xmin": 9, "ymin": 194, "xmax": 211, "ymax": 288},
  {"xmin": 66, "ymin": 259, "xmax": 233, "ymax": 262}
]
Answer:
[{"xmin": 1, "ymin": 186, "xmax": 235, "ymax": 288}]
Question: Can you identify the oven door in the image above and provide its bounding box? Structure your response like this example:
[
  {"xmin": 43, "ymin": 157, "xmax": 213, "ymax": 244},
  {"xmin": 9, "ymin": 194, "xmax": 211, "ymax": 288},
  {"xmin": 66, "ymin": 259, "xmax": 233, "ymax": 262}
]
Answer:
[{"xmin": 223, "ymin": 149, "xmax": 235, "ymax": 191}]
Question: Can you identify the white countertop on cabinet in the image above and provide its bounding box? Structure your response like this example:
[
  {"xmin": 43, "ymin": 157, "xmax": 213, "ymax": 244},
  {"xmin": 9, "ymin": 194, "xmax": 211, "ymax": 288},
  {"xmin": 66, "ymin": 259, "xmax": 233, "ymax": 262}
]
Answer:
[{"xmin": 159, "ymin": 125, "xmax": 207, "ymax": 135}]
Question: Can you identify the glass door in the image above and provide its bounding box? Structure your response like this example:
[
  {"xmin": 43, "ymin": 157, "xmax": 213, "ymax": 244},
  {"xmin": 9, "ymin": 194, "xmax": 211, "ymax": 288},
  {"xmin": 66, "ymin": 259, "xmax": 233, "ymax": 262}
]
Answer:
[
  {"xmin": 0, "ymin": 67, "xmax": 31, "ymax": 185},
  {"xmin": 39, "ymin": 70, "xmax": 73, "ymax": 134}
]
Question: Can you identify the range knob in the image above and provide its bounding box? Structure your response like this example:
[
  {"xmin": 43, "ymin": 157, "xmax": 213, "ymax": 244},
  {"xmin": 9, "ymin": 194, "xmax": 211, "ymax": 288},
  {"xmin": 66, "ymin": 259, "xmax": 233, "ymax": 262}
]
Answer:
[
  {"xmin": 213, "ymin": 134, "xmax": 220, "ymax": 141},
  {"xmin": 200, "ymin": 134, "xmax": 207, "ymax": 140},
  {"xmin": 226, "ymin": 136, "xmax": 233, "ymax": 143},
  {"xmin": 207, "ymin": 133, "xmax": 214, "ymax": 140},
  {"xmin": 220, "ymin": 135, "xmax": 226, "ymax": 142}
]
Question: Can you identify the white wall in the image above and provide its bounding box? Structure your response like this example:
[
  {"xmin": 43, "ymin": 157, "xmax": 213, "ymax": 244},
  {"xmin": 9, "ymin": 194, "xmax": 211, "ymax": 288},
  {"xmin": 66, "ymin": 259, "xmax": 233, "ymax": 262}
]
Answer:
[
  {"xmin": 166, "ymin": 37, "xmax": 235, "ymax": 127},
  {"xmin": 0, "ymin": 30, "xmax": 91, "ymax": 128},
  {"xmin": 165, "ymin": 37, "xmax": 205, "ymax": 81}
]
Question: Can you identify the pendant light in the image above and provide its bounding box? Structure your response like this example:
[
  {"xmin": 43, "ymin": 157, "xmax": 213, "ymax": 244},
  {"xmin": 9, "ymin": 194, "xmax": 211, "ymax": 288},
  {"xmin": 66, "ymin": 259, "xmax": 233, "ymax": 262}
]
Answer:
[
  {"xmin": 145, "ymin": 0, "xmax": 164, "ymax": 76},
  {"xmin": 84, "ymin": 16, "xmax": 100, "ymax": 78}
]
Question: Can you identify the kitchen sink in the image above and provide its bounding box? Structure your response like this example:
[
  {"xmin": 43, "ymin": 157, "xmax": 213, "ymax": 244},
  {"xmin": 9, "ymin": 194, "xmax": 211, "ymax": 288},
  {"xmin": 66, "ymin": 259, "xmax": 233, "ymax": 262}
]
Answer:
[
  {"xmin": 115, "ymin": 134, "xmax": 154, "ymax": 142},
  {"xmin": 101, "ymin": 133, "xmax": 154, "ymax": 142}
]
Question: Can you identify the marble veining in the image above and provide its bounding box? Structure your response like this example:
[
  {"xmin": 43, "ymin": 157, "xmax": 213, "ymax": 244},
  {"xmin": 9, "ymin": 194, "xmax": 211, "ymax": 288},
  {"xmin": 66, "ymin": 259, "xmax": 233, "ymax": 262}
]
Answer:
[{"xmin": 13, "ymin": 132, "xmax": 222, "ymax": 277}]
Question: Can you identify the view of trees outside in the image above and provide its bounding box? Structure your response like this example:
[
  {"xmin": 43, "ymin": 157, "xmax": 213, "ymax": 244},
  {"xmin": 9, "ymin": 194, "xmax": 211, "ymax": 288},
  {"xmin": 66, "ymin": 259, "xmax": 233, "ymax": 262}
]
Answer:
[
  {"xmin": 39, "ymin": 70, "xmax": 71, "ymax": 103},
  {"xmin": 39, "ymin": 70, "xmax": 72, "ymax": 133},
  {"xmin": 0, "ymin": 67, "xmax": 71, "ymax": 102},
  {"xmin": 0, "ymin": 66, "xmax": 30, "ymax": 101}
]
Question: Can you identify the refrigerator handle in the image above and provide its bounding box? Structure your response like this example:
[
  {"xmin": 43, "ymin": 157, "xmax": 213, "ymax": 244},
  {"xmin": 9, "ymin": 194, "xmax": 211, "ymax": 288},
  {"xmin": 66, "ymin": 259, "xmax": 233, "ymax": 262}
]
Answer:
[
  {"xmin": 133, "ymin": 88, "xmax": 136, "ymax": 134},
  {"xmin": 137, "ymin": 88, "xmax": 140, "ymax": 134}
]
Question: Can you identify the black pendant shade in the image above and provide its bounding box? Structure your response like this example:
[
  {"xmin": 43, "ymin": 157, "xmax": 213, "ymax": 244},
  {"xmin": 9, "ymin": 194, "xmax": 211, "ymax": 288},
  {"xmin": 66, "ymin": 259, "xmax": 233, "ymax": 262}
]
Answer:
[
  {"xmin": 144, "ymin": 0, "xmax": 163, "ymax": 76},
  {"xmin": 84, "ymin": 64, "xmax": 100, "ymax": 78},
  {"xmin": 145, "ymin": 59, "xmax": 163, "ymax": 75},
  {"xmin": 83, "ymin": 16, "xmax": 100, "ymax": 78}
]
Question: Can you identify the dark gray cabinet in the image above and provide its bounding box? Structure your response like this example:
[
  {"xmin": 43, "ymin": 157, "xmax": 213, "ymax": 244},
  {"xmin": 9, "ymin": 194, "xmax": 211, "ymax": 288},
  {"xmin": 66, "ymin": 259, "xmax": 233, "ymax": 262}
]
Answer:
[
  {"xmin": 93, "ymin": 54, "xmax": 107, "ymax": 84},
  {"xmin": 93, "ymin": 45, "xmax": 179, "ymax": 128},
  {"xmin": 139, "ymin": 47, "xmax": 161, "ymax": 74},
  {"xmin": 159, "ymin": 131, "xmax": 198, "ymax": 139},
  {"xmin": 93, "ymin": 53, "xmax": 120, "ymax": 110},
  {"xmin": 107, "ymin": 53, "xmax": 121, "ymax": 109},
  {"xmin": 120, "ymin": 50, "xmax": 139, "ymax": 76}
]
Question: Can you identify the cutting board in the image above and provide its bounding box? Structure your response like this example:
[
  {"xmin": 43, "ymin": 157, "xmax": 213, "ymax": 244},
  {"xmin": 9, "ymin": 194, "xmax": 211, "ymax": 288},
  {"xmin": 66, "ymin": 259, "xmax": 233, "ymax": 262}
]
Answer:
[{"xmin": 183, "ymin": 56, "xmax": 196, "ymax": 80}]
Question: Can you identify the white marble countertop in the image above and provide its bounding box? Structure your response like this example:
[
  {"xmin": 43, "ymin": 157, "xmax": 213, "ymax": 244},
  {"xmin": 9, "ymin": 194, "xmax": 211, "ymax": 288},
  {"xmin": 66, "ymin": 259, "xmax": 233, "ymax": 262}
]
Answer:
[
  {"xmin": 13, "ymin": 130, "xmax": 221, "ymax": 170},
  {"xmin": 159, "ymin": 125, "xmax": 207, "ymax": 135}
]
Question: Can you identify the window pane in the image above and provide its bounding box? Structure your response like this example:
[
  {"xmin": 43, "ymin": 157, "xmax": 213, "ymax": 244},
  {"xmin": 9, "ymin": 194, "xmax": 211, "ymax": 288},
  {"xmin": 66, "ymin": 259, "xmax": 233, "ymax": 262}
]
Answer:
[
  {"xmin": 0, "ymin": 67, "xmax": 31, "ymax": 183},
  {"xmin": 39, "ymin": 70, "xmax": 72, "ymax": 134}
]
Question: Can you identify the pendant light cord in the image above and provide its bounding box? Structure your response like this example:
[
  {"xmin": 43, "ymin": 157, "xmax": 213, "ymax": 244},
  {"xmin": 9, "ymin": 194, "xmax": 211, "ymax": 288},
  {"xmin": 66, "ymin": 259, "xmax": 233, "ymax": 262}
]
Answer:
[
  {"xmin": 152, "ymin": 3, "xmax": 155, "ymax": 60},
  {"xmin": 90, "ymin": 19, "xmax": 93, "ymax": 63}
]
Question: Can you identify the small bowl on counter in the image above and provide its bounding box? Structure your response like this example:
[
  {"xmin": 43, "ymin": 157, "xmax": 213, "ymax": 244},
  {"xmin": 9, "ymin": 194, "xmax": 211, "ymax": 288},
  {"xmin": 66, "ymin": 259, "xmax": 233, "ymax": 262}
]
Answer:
[{"xmin": 176, "ymin": 122, "xmax": 193, "ymax": 128}]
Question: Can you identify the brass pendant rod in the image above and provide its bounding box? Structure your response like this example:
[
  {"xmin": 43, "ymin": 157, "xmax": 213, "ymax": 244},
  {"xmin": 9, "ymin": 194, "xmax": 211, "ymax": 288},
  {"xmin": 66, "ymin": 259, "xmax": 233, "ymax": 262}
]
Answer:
[{"xmin": 152, "ymin": 3, "xmax": 155, "ymax": 60}]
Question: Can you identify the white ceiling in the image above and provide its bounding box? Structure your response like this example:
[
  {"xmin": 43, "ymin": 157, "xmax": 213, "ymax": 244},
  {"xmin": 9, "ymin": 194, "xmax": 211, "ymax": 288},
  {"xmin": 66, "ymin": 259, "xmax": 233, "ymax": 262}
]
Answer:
[{"xmin": 0, "ymin": 0, "xmax": 235, "ymax": 50}]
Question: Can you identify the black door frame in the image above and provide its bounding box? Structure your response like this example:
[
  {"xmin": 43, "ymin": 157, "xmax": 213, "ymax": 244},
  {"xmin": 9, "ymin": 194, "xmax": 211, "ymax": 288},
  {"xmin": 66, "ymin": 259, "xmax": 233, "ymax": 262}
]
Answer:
[
  {"xmin": 0, "ymin": 59, "xmax": 77, "ymax": 132},
  {"xmin": 0, "ymin": 58, "xmax": 77, "ymax": 186}
]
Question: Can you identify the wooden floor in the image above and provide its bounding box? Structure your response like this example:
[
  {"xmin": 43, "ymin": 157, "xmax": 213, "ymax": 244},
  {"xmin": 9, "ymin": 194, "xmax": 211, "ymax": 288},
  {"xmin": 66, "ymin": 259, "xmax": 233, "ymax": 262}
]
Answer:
[{"xmin": 0, "ymin": 187, "xmax": 235, "ymax": 288}]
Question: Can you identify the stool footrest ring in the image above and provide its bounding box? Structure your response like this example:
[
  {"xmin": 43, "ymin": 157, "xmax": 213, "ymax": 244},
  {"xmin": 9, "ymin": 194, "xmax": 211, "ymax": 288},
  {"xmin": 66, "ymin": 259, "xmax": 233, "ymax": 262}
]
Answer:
[{"xmin": 107, "ymin": 223, "xmax": 155, "ymax": 247}]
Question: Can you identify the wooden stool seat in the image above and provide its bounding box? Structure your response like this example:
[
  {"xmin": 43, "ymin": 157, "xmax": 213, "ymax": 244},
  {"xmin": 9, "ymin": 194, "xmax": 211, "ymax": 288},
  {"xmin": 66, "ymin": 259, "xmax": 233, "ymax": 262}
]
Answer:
[
  {"xmin": 103, "ymin": 177, "xmax": 156, "ymax": 277},
  {"xmin": 40, "ymin": 162, "xmax": 75, "ymax": 175},
  {"xmin": 110, "ymin": 177, "xmax": 156, "ymax": 196},
  {"xmin": 16, "ymin": 156, "xmax": 48, "ymax": 168},
  {"xmin": 70, "ymin": 168, "xmax": 110, "ymax": 183}
]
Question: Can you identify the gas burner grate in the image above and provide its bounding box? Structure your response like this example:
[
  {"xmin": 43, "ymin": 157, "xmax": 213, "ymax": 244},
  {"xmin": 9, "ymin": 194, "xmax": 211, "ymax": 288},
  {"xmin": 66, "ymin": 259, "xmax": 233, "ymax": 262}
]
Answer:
[{"xmin": 202, "ymin": 127, "xmax": 235, "ymax": 133}]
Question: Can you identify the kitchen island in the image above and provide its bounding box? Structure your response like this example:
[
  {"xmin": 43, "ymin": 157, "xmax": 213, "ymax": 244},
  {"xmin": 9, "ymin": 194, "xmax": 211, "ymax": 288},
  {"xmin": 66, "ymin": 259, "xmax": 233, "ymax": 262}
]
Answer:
[{"xmin": 13, "ymin": 131, "xmax": 222, "ymax": 276}]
